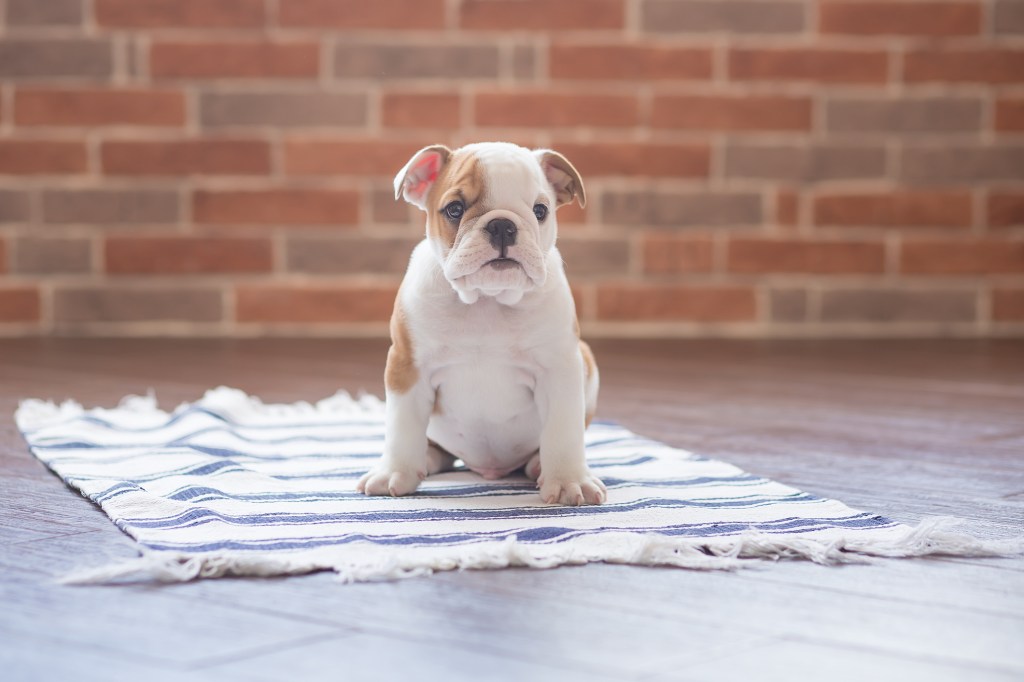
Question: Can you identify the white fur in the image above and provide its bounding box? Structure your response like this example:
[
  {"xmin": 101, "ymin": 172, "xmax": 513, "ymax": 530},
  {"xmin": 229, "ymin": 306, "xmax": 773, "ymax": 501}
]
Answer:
[{"xmin": 358, "ymin": 142, "xmax": 605, "ymax": 506}]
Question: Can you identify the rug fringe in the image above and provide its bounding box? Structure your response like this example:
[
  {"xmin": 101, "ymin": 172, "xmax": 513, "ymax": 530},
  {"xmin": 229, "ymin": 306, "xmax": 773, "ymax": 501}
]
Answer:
[{"xmin": 58, "ymin": 516, "xmax": 1023, "ymax": 586}]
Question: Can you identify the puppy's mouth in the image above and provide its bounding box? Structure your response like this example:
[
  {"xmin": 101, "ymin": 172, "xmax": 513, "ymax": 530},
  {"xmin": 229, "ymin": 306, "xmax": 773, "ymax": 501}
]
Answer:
[{"xmin": 486, "ymin": 258, "xmax": 521, "ymax": 271}]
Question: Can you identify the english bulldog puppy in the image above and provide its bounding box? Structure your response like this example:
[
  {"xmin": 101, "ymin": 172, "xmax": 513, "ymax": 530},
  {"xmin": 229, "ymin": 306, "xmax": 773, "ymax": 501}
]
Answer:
[{"xmin": 356, "ymin": 142, "xmax": 606, "ymax": 506}]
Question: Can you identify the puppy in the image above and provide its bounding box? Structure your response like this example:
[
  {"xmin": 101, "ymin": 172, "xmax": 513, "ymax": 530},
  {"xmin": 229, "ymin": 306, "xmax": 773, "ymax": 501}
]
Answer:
[{"xmin": 357, "ymin": 142, "xmax": 606, "ymax": 506}]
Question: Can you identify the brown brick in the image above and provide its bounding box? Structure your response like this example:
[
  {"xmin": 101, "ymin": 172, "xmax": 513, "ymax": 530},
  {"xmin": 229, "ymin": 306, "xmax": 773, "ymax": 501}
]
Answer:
[
  {"xmin": 475, "ymin": 92, "xmax": 639, "ymax": 128},
  {"xmin": 820, "ymin": 288, "xmax": 977, "ymax": 323},
  {"xmin": 0, "ymin": 141, "xmax": 88, "ymax": 175},
  {"xmin": 988, "ymin": 192, "xmax": 1024, "ymax": 229},
  {"xmin": 558, "ymin": 238, "xmax": 631, "ymax": 276},
  {"xmin": 286, "ymin": 236, "xmax": 420, "ymax": 274},
  {"xmin": 334, "ymin": 44, "xmax": 499, "ymax": 80},
  {"xmin": 776, "ymin": 190, "xmax": 799, "ymax": 228},
  {"xmin": 43, "ymin": 189, "xmax": 180, "ymax": 224},
  {"xmin": 729, "ymin": 48, "xmax": 888, "ymax": 84},
  {"xmin": 551, "ymin": 142, "xmax": 710, "ymax": 178},
  {"xmin": 382, "ymin": 93, "xmax": 461, "ymax": 129},
  {"xmin": 102, "ymin": 139, "xmax": 271, "ymax": 176},
  {"xmin": 95, "ymin": 0, "xmax": 264, "ymax": 27},
  {"xmin": 0, "ymin": 39, "xmax": 112, "ymax": 79},
  {"xmin": 0, "ymin": 240, "xmax": 5, "ymax": 275},
  {"xmin": 557, "ymin": 201, "xmax": 587, "ymax": 226},
  {"xmin": 513, "ymin": 46, "xmax": 537, "ymax": 79},
  {"xmin": 995, "ymin": 1, "xmax": 1024, "ymax": 34},
  {"xmin": 995, "ymin": 98, "xmax": 1024, "ymax": 132},
  {"xmin": 461, "ymin": 0, "xmax": 624, "ymax": 30},
  {"xmin": 283, "ymin": 139, "xmax": 425, "ymax": 177},
  {"xmin": 642, "ymin": 235, "xmax": 714, "ymax": 274},
  {"xmin": 279, "ymin": 0, "xmax": 444, "ymax": 29},
  {"xmin": 901, "ymin": 239, "xmax": 1024, "ymax": 275},
  {"xmin": 813, "ymin": 192, "xmax": 973, "ymax": 229},
  {"xmin": 151, "ymin": 42, "xmax": 320, "ymax": 80},
  {"xmin": 596, "ymin": 284, "xmax": 756, "ymax": 322},
  {"xmin": 193, "ymin": 189, "xmax": 359, "ymax": 226},
  {"xmin": 825, "ymin": 96, "xmax": 982, "ymax": 134},
  {"xmin": 54, "ymin": 287, "xmax": 223, "ymax": 323},
  {"xmin": 6, "ymin": 0, "xmax": 83, "ymax": 25},
  {"xmin": 236, "ymin": 285, "xmax": 398, "ymax": 323},
  {"xmin": 106, "ymin": 237, "xmax": 272, "ymax": 275},
  {"xmin": 727, "ymin": 238, "xmax": 886, "ymax": 274},
  {"xmin": 725, "ymin": 143, "xmax": 887, "ymax": 183},
  {"xmin": 643, "ymin": 0, "xmax": 804, "ymax": 33},
  {"xmin": 769, "ymin": 288, "xmax": 807, "ymax": 322},
  {"xmin": 0, "ymin": 190, "xmax": 32, "ymax": 222},
  {"xmin": 14, "ymin": 237, "xmax": 91, "ymax": 274},
  {"xmin": 371, "ymin": 187, "xmax": 415, "ymax": 223},
  {"xmin": 602, "ymin": 190, "xmax": 762, "ymax": 227},
  {"xmin": 550, "ymin": 44, "xmax": 712, "ymax": 81},
  {"xmin": 992, "ymin": 288, "xmax": 1024, "ymax": 321},
  {"xmin": 200, "ymin": 92, "xmax": 367, "ymax": 129},
  {"xmin": 651, "ymin": 94, "xmax": 811, "ymax": 132},
  {"xmin": 0, "ymin": 287, "xmax": 41, "ymax": 322},
  {"xmin": 900, "ymin": 146, "xmax": 1024, "ymax": 184},
  {"xmin": 15, "ymin": 88, "xmax": 186, "ymax": 127},
  {"xmin": 904, "ymin": 49, "xmax": 1024, "ymax": 84},
  {"xmin": 820, "ymin": 2, "xmax": 981, "ymax": 36}
]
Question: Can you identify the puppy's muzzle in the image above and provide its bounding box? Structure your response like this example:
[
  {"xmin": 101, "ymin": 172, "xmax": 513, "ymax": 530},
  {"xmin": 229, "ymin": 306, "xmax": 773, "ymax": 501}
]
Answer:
[{"xmin": 484, "ymin": 218, "xmax": 517, "ymax": 258}]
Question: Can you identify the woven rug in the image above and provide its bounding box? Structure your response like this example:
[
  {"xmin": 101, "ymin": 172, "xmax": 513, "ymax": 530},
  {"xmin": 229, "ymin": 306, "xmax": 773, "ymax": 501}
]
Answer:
[{"xmin": 14, "ymin": 387, "xmax": 1019, "ymax": 583}]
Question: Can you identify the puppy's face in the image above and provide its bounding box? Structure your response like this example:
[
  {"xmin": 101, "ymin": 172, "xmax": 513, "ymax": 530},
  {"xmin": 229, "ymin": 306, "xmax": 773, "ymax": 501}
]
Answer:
[{"xmin": 395, "ymin": 142, "xmax": 585, "ymax": 305}]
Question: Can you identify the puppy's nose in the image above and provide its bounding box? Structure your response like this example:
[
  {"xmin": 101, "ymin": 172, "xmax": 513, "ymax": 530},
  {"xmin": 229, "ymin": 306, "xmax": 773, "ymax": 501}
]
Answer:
[{"xmin": 484, "ymin": 218, "xmax": 517, "ymax": 256}]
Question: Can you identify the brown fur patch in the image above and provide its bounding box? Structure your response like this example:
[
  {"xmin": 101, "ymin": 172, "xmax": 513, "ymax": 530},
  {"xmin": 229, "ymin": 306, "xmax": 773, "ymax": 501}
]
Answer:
[
  {"xmin": 580, "ymin": 339, "xmax": 597, "ymax": 427},
  {"xmin": 425, "ymin": 149, "xmax": 486, "ymax": 248},
  {"xmin": 385, "ymin": 299, "xmax": 418, "ymax": 394}
]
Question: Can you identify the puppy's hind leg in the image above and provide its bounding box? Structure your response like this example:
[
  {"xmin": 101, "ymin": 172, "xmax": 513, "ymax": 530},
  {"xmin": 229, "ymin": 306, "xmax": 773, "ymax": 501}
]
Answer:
[{"xmin": 426, "ymin": 440, "xmax": 458, "ymax": 475}]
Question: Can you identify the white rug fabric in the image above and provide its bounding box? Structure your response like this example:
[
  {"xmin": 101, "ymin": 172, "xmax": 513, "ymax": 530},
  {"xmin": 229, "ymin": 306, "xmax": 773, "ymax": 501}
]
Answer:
[{"xmin": 14, "ymin": 387, "xmax": 1020, "ymax": 583}]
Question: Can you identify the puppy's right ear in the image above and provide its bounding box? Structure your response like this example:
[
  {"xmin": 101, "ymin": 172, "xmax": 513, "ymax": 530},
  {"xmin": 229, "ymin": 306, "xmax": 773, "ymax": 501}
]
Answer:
[{"xmin": 394, "ymin": 145, "xmax": 452, "ymax": 210}]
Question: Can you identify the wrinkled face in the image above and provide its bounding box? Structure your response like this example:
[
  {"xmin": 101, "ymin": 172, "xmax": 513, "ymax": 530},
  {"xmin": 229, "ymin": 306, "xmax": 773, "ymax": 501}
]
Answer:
[{"xmin": 395, "ymin": 142, "xmax": 585, "ymax": 306}]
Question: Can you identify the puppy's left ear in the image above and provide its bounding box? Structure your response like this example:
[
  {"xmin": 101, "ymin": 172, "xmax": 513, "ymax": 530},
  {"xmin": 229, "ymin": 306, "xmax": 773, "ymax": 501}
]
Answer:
[
  {"xmin": 394, "ymin": 144, "xmax": 452, "ymax": 210},
  {"xmin": 534, "ymin": 149, "xmax": 586, "ymax": 209}
]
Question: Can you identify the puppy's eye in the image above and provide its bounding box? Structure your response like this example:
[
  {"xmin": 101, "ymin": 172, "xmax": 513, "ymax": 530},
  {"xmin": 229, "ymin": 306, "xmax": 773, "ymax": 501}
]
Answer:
[
  {"xmin": 443, "ymin": 201, "xmax": 465, "ymax": 221},
  {"xmin": 533, "ymin": 204, "xmax": 548, "ymax": 222}
]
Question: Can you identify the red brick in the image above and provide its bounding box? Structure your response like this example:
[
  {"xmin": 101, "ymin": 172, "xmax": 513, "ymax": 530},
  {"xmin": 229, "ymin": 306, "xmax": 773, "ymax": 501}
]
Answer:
[
  {"xmin": 193, "ymin": 189, "xmax": 360, "ymax": 226},
  {"xmin": 0, "ymin": 240, "xmax": 5, "ymax": 274},
  {"xmin": 729, "ymin": 48, "xmax": 888, "ymax": 84},
  {"xmin": 15, "ymin": 88, "xmax": 185, "ymax": 127},
  {"xmin": 236, "ymin": 285, "xmax": 398, "ymax": 323},
  {"xmin": 95, "ymin": 0, "xmax": 264, "ymax": 27},
  {"xmin": 102, "ymin": 139, "xmax": 271, "ymax": 176},
  {"xmin": 651, "ymin": 95, "xmax": 812, "ymax": 132},
  {"xmin": 106, "ymin": 237, "xmax": 272, "ymax": 275},
  {"xmin": 777, "ymin": 190, "xmax": 799, "ymax": 228},
  {"xmin": 0, "ymin": 287, "xmax": 41, "ymax": 322},
  {"xmin": 901, "ymin": 239, "xmax": 1024, "ymax": 274},
  {"xmin": 0, "ymin": 141, "xmax": 87, "ymax": 175},
  {"xmin": 475, "ymin": 92, "xmax": 639, "ymax": 128},
  {"xmin": 992, "ymin": 288, "xmax": 1024, "ymax": 321},
  {"xmin": 460, "ymin": 0, "xmax": 624, "ymax": 30},
  {"xmin": 642, "ymin": 235, "xmax": 715, "ymax": 274},
  {"xmin": 995, "ymin": 98, "xmax": 1024, "ymax": 132},
  {"xmin": 820, "ymin": 2, "xmax": 982, "ymax": 36},
  {"xmin": 727, "ymin": 239, "xmax": 886, "ymax": 274},
  {"xmin": 550, "ymin": 44, "xmax": 712, "ymax": 81},
  {"xmin": 904, "ymin": 49, "xmax": 1024, "ymax": 84},
  {"xmin": 382, "ymin": 93, "xmax": 461, "ymax": 130},
  {"xmin": 283, "ymin": 140, "xmax": 425, "ymax": 177},
  {"xmin": 551, "ymin": 142, "xmax": 710, "ymax": 178},
  {"xmin": 596, "ymin": 284, "xmax": 756, "ymax": 322},
  {"xmin": 988, "ymin": 192, "xmax": 1024, "ymax": 229},
  {"xmin": 813, "ymin": 192, "xmax": 973, "ymax": 229},
  {"xmin": 150, "ymin": 42, "xmax": 320, "ymax": 79},
  {"xmin": 279, "ymin": 0, "xmax": 444, "ymax": 29}
]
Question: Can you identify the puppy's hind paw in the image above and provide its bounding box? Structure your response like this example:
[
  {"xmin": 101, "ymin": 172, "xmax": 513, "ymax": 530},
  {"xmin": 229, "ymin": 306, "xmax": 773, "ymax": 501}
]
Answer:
[
  {"xmin": 538, "ymin": 471, "xmax": 607, "ymax": 506},
  {"xmin": 356, "ymin": 468, "xmax": 422, "ymax": 497}
]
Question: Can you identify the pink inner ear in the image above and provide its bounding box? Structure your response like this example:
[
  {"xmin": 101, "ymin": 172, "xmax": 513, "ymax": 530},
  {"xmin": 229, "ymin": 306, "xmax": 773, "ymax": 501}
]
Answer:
[{"xmin": 413, "ymin": 153, "xmax": 441, "ymax": 184}]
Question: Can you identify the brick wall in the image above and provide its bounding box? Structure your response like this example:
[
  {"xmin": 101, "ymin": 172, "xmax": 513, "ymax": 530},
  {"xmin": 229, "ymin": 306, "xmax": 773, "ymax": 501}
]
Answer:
[{"xmin": 0, "ymin": 0, "xmax": 1022, "ymax": 337}]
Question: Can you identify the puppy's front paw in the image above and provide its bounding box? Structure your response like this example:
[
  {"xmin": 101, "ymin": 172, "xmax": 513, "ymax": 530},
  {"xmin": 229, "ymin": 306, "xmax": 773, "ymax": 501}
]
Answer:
[
  {"xmin": 538, "ymin": 470, "xmax": 607, "ymax": 506},
  {"xmin": 356, "ymin": 467, "xmax": 423, "ymax": 497}
]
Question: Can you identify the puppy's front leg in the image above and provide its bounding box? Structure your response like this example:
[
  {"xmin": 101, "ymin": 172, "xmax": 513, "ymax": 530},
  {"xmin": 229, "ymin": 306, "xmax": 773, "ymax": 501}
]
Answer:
[
  {"xmin": 357, "ymin": 383, "xmax": 433, "ymax": 497},
  {"xmin": 536, "ymin": 354, "xmax": 606, "ymax": 506}
]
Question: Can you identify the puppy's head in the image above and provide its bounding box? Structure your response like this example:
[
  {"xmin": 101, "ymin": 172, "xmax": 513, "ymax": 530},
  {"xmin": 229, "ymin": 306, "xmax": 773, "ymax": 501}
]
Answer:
[{"xmin": 394, "ymin": 141, "xmax": 585, "ymax": 305}]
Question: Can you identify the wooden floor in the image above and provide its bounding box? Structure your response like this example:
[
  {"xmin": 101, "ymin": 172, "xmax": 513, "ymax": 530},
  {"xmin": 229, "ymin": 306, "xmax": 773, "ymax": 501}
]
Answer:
[{"xmin": 1, "ymin": 338, "xmax": 1022, "ymax": 682}]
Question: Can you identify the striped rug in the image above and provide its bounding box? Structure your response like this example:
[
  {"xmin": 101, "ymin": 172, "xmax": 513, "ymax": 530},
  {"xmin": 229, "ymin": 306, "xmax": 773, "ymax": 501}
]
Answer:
[{"xmin": 14, "ymin": 387, "xmax": 1017, "ymax": 583}]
